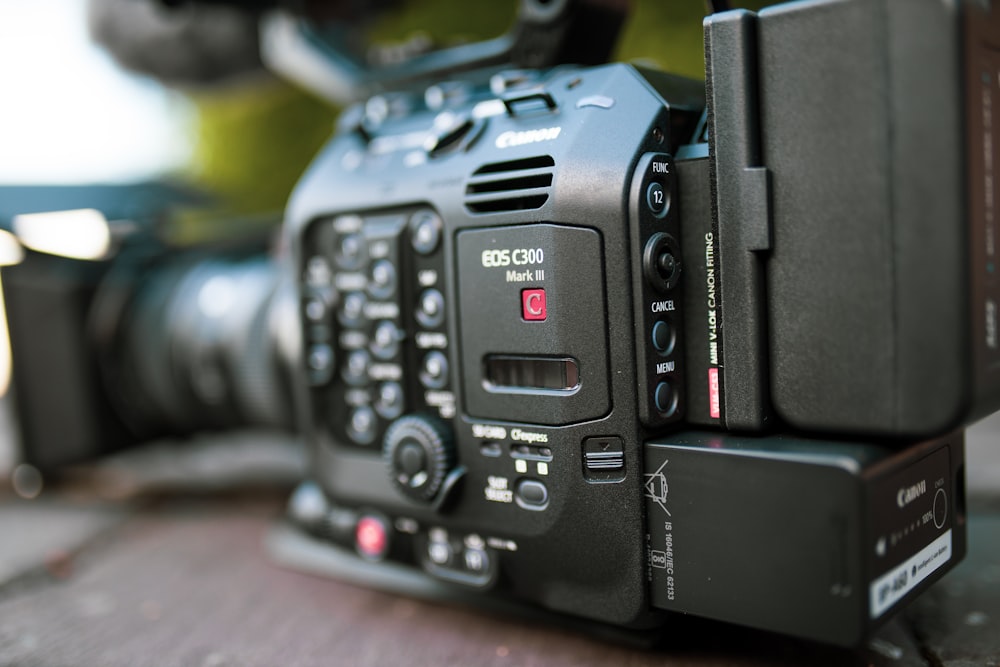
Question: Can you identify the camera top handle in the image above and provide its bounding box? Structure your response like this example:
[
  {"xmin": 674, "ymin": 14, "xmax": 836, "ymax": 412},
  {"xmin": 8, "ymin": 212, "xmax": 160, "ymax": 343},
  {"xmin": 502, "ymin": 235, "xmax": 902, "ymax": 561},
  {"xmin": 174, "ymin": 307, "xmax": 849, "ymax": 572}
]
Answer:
[{"xmin": 260, "ymin": 0, "xmax": 630, "ymax": 104}]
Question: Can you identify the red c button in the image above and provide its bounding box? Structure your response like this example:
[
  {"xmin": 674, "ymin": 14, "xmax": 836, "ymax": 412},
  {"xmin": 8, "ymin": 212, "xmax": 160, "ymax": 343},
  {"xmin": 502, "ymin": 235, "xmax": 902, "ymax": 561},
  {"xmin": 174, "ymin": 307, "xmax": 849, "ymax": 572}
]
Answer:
[{"xmin": 521, "ymin": 289, "xmax": 547, "ymax": 321}]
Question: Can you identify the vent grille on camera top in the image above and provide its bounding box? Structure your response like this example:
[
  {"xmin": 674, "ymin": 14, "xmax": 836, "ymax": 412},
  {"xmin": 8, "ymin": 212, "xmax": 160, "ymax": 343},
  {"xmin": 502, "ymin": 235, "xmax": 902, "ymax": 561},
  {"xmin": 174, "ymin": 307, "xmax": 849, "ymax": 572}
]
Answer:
[{"xmin": 464, "ymin": 156, "xmax": 554, "ymax": 214}]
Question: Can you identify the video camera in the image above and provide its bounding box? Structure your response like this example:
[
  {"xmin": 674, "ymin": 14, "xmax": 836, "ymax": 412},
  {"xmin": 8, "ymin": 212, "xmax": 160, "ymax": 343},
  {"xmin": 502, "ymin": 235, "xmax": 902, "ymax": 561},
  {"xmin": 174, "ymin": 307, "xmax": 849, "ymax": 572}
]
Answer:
[{"xmin": 3, "ymin": 0, "xmax": 995, "ymax": 647}]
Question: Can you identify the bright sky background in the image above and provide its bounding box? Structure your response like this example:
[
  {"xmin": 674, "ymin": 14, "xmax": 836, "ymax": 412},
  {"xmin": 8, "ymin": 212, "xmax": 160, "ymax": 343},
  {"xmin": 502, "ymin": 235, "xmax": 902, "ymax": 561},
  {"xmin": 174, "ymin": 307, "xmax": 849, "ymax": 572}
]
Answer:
[{"xmin": 0, "ymin": 0, "xmax": 194, "ymax": 184}]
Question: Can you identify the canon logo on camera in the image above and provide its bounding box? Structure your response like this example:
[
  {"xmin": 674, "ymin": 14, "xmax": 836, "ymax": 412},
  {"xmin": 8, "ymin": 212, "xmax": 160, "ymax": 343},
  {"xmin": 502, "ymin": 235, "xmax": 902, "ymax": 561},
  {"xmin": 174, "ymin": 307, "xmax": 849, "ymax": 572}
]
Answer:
[{"xmin": 495, "ymin": 127, "xmax": 562, "ymax": 149}]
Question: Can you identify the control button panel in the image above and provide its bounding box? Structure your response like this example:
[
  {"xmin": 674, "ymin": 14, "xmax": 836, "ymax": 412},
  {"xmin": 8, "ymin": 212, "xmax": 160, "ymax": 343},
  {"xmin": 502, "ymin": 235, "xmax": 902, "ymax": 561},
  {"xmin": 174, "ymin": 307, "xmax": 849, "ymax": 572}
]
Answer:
[
  {"xmin": 301, "ymin": 207, "xmax": 455, "ymax": 450},
  {"xmin": 631, "ymin": 153, "xmax": 685, "ymax": 427}
]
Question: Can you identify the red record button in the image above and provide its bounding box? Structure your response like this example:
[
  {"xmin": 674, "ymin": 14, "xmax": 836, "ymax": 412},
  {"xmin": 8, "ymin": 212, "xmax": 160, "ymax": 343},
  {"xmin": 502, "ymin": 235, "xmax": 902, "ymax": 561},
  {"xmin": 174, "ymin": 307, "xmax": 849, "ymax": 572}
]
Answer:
[
  {"xmin": 521, "ymin": 288, "xmax": 547, "ymax": 321},
  {"xmin": 355, "ymin": 515, "xmax": 389, "ymax": 560}
]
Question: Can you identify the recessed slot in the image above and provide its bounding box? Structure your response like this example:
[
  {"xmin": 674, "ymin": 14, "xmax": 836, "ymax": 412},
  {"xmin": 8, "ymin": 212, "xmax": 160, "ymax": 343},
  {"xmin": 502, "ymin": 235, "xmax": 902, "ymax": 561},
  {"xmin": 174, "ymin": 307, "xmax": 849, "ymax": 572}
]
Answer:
[{"xmin": 483, "ymin": 355, "xmax": 580, "ymax": 393}]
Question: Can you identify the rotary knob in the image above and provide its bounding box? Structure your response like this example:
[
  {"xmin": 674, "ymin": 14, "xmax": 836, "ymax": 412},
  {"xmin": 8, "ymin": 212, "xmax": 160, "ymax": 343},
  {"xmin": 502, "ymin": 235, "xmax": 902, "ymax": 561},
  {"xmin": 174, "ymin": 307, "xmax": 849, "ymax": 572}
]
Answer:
[{"xmin": 383, "ymin": 415, "xmax": 455, "ymax": 503}]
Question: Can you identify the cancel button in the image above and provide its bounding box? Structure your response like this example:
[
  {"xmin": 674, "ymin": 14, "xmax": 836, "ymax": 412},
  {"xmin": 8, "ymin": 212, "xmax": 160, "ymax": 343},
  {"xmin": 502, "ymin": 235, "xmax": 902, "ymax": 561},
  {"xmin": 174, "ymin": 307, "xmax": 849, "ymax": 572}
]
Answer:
[{"xmin": 514, "ymin": 479, "xmax": 549, "ymax": 511}]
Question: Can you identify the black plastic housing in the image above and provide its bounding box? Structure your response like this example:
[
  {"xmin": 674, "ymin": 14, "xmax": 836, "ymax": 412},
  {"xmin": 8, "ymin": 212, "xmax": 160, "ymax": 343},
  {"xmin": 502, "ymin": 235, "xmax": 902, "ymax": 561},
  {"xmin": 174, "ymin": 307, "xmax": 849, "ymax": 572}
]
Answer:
[
  {"xmin": 761, "ymin": 0, "xmax": 1000, "ymax": 436},
  {"xmin": 645, "ymin": 430, "xmax": 967, "ymax": 646},
  {"xmin": 679, "ymin": 0, "xmax": 1000, "ymax": 438},
  {"xmin": 282, "ymin": 0, "xmax": 985, "ymax": 646},
  {"xmin": 288, "ymin": 63, "xmax": 704, "ymax": 628}
]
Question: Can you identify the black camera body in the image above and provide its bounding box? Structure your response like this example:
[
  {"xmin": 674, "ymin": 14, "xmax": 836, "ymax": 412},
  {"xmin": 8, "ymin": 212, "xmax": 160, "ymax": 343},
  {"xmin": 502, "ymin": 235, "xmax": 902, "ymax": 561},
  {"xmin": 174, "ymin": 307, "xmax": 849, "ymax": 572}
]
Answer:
[
  {"xmin": 289, "ymin": 62, "xmax": 704, "ymax": 628},
  {"xmin": 283, "ymin": 0, "xmax": 992, "ymax": 645},
  {"xmin": 0, "ymin": 0, "xmax": 988, "ymax": 648}
]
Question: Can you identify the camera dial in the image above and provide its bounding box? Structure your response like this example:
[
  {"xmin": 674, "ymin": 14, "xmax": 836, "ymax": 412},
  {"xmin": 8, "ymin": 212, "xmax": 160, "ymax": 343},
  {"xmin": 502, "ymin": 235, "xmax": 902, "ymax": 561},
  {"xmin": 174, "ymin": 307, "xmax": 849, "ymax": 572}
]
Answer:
[{"xmin": 383, "ymin": 414, "xmax": 455, "ymax": 503}]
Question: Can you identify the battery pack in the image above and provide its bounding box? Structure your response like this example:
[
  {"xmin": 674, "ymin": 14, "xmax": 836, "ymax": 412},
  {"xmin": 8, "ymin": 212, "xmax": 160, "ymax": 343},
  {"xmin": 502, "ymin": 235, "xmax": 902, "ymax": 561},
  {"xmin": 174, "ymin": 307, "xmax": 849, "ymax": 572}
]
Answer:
[{"xmin": 644, "ymin": 431, "xmax": 966, "ymax": 646}]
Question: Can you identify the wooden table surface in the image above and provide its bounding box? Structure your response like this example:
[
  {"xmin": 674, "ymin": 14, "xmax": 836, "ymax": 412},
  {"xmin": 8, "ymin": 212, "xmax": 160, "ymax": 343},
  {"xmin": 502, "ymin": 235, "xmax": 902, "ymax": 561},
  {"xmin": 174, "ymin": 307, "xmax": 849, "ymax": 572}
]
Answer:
[{"xmin": 1, "ymin": 420, "xmax": 998, "ymax": 667}]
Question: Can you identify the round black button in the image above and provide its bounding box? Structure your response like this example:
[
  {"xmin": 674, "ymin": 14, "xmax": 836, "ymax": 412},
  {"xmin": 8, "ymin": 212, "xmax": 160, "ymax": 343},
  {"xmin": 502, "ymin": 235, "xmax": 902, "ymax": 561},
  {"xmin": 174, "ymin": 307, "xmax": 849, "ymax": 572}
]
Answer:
[
  {"xmin": 416, "ymin": 289, "xmax": 446, "ymax": 328},
  {"xmin": 657, "ymin": 251, "xmax": 678, "ymax": 283},
  {"xmin": 364, "ymin": 93, "xmax": 410, "ymax": 127},
  {"xmin": 654, "ymin": 381, "xmax": 678, "ymax": 417},
  {"xmin": 303, "ymin": 287, "xmax": 335, "ymax": 323},
  {"xmin": 348, "ymin": 405, "xmax": 377, "ymax": 445},
  {"xmin": 368, "ymin": 260, "xmax": 397, "ymax": 299},
  {"xmin": 514, "ymin": 479, "xmax": 549, "ymax": 510},
  {"xmin": 339, "ymin": 292, "xmax": 367, "ymax": 328},
  {"xmin": 463, "ymin": 547, "xmax": 489, "ymax": 573},
  {"xmin": 399, "ymin": 441, "xmax": 426, "ymax": 477},
  {"xmin": 336, "ymin": 233, "xmax": 365, "ymax": 270},
  {"xmin": 419, "ymin": 351, "xmax": 449, "ymax": 389},
  {"xmin": 306, "ymin": 344, "xmax": 334, "ymax": 386},
  {"xmin": 933, "ymin": 488, "xmax": 948, "ymax": 529},
  {"xmin": 643, "ymin": 233, "xmax": 682, "ymax": 293},
  {"xmin": 371, "ymin": 321, "xmax": 401, "ymax": 360},
  {"xmin": 651, "ymin": 320, "xmax": 675, "ymax": 355},
  {"xmin": 410, "ymin": 211, "xmax": 442, "ymax": 255},
  {"xmin": 342, "ymin": 349, "xmax": 370, "ymax": 386},
  {"xmin": 427, "ymin": 538, "xmax": 454, "ymax": 566},
  {"xmin": 375, "ymin": 381, "xmax": 405, "ymax": 420},
  {"xmin": 304, "ymin": 298, "xmax": 324, "ymax": 322},
  {"xmin": 647, "ymin": 181, "xmax": 668, "ymax": 216},
  {"xmin": 304, "ymin": 256, "xmax": 332, "ymax": 287},
  {"xmin": 425, "ymin": 82, "xmax": 470, "ymax": 110}
]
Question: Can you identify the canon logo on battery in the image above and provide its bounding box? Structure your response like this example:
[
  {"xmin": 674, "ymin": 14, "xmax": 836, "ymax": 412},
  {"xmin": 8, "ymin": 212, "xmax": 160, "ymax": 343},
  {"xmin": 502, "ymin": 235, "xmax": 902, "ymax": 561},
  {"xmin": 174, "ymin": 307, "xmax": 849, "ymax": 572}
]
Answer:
[{"xmin": 897, "ymin": 480, "xmax": 927, "ymax": 508}]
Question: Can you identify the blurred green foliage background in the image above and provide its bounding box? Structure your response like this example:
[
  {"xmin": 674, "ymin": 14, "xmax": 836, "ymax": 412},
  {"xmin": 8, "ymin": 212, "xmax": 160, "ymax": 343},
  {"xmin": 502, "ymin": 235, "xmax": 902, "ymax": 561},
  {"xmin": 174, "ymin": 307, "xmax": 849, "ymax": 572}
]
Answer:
[{"xmin": 187, "ymin": 0, "xmax": 774, "ymax": 224}]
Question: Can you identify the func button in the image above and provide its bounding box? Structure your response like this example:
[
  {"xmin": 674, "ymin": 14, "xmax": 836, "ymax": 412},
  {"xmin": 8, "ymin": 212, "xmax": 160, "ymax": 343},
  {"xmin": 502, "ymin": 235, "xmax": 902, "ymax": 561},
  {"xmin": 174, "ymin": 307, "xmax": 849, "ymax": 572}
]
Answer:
[
  {"xmin": 647, "ymin": 181, "xmax": 668, "ymax": 216},
  {"xmin": 514, "ymin": 479, "xmax": 549, "ymax": 510}
]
